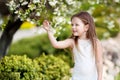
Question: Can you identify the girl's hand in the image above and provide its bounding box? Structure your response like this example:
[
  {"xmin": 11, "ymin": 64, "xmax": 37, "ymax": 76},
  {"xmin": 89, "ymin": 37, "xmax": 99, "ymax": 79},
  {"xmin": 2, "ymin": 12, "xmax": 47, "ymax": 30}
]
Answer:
[{"xmin": 43, "ymin": 20, "xmax": 51, "ymax": 32}]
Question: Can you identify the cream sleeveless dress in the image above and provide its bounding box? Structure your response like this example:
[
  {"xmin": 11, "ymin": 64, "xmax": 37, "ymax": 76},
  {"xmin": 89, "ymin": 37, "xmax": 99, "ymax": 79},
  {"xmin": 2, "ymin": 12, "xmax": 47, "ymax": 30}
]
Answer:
[{"xmin": 72, "ymin": 39, "xmax": 98, "ymax": 80}]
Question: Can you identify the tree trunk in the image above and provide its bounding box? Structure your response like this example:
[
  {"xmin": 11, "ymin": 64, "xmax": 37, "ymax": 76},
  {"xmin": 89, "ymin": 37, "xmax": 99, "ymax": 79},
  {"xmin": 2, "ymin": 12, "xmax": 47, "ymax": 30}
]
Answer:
[{"xmin": 0, "ymin": 19, "xmax": 22, "ymax": 59}]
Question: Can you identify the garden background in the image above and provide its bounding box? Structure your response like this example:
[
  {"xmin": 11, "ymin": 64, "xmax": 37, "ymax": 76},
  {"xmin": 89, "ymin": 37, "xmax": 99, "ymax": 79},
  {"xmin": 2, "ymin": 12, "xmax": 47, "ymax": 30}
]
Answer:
[{"xmin": 0, "ymin": 0, "xmax": 120, "ymax": 80}]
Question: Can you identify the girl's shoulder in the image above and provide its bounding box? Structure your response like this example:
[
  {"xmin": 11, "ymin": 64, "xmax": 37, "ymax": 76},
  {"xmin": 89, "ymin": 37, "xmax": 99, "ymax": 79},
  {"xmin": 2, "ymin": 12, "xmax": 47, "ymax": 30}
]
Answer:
[
  {"xmin": 94, "ymin": 38, "xmax": 102, "ymax": 49},
  {"xmin": 94, "ymin": 38, "xmax": 101, "ymax": 44},
  {"xmin": 93, "ymin": 38, "xmax": 101, "ymax": 43}
]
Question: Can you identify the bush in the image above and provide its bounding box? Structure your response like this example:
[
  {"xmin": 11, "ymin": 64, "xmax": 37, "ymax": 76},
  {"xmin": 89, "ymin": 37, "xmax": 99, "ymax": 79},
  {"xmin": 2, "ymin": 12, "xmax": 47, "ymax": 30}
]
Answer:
[
  {"xmin": 0, "ymin": 55, "xmax": 70, "ymax": 80},
  {"xmin": 34, "ymin": 54, "xmax": 71, "ymax": 80},
  {"xmin": 0, "ymin": 55, "xmax": 40, "ymax": 80}
]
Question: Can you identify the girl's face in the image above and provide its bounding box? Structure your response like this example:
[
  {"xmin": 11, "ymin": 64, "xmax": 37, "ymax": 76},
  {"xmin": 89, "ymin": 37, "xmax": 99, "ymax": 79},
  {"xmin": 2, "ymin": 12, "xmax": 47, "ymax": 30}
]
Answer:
[{"xmin": 71, "ymin": 17, "xmax": 89, "ymax": 38}]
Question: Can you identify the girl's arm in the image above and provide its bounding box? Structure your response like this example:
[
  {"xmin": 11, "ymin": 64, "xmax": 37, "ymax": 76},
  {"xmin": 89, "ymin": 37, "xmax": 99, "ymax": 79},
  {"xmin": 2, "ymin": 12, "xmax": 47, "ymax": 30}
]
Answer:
[
  {"xmin": 43, "ymin": 20, "xmax": 74, "ymax": 49},
  {"xmin": 95, "ymin": 40, "xmax": 103, "ymax": 80}
]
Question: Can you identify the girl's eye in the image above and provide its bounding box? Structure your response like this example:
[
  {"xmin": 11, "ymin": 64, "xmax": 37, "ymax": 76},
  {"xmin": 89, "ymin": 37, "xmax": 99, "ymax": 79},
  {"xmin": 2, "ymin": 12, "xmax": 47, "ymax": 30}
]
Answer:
[
  {"xmin": 71, "ymin": 24, "xmax": 79, "ymax": 26},
  {"xmin": 75, "ymin": 24, "xmax": 79, "ymax": 26},
  {"xmin": 71, "ymin": 24, "xmax": 73, "ymax": 26}
]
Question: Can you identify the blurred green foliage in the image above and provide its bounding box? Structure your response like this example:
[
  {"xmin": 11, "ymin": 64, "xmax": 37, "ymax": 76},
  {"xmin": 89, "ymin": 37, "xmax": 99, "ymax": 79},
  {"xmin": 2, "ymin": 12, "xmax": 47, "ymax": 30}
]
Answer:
[
  {"xmin": 0, "ymin": 55, "xmax": 70, "ymax": 80},
  {"xmin": 8, "ymin": 33, "xmax": 74, "ymax": 67}
]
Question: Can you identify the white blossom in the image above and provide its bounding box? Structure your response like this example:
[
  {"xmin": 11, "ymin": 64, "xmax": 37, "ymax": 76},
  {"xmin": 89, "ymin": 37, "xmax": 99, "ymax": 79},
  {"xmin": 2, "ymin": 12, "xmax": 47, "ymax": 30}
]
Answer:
[
  {"xmin": 33, "ymin": 0, "xmax": 40, "ymax": 4},
  {"xmin": 17, "ymin": 15, "xmax": 20, "ymax": 18},
  {"xmin": 89, "ymin": 1, "xmax": 95, "ymax": 5},
  {"xmin": 58, "ymin": 26, "xmax": 62, "ymax": 30},
  {"xmin": 88, "ymin": 7, "xmax": 95, "ymax": 14},
  {"xmin": 110, "ymin": 14, "xmax": 114, "ymax": 17},
  {"xmin": 27, "ymin": 18, "xmax": 31, "ymax": 22},
  {"xmin": 58, "ymin": 17, "xmax": 63, "ymax": 23},
  {"xmin": 54, "ymin": 7, "xmax": 59, "ymax": 12},
  {"xmin": 36, "ymin": 12, "xmax": 40, "ymax": 16},
  {"xmin": 14, "ymin": 11, "xmax": 18, "ymax": 14},
  {"xmin": 49, "ymin": 0, "xmax": 58, "ymax": 7},
  {"xmin": 7, "ymin": 1, "xmax": 16, "ymax": 11},
  {"xmin": 30, "ymin": 21, "xmax": 35, "ymax": 24},
  {"xmin": 103, "ymin": 32, "xmax": 110, "ymax": 38},
  {"xmin": 114, "ymin": 0, "xmax": 119, "ymax": 2},
  {"xmin": 53, "ymin": 17, "xmax": 65, "ymax": 24},
  {"xmin": 58, "ymin": 32, "xmax": 61, "ymax": 35},
  {"xmin": 21, "ymin": 1, "xmax": 28, "ymax": 6},
  {"xmin": 108, "ymin": 21, "xmax": 115, "ymax": 29},
  {"xmin": 28, "ymin": 4, "xmax": 36, "ymax": 10},
  {"xmin": 53, "ymin": 11, "xmax": 61, "ymax": 16},
  {"xmin": 16, "ymin": 4, "xmax": 20, "ymax": 8},
  {"xmin": 20, "ymin": 18, "xmax": 24, "ymax": 21},
  {"xmin": 68, "ymin": 21, "xmax": 71, "ymax": 24},
  {"xmin": 65, "ymin": 0, "xmax": 75, "ymax": 5},
  {"xmin": 20, "ymin": 0, "xmax": 24, "ymax": 3},
  {"xmin": 9, "ymin": 0, "xmax": 15, "ymax": 6},
  {"xmin": 0, "ymin": 19, "xmax": 3, "ymax": 25}
]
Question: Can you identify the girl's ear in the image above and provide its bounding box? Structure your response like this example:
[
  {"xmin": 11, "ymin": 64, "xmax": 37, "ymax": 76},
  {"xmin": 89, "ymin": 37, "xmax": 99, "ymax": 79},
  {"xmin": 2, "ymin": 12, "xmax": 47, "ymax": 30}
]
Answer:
[{"xmin": 85, "ymin": 24, "xmax": 89, "ymax": 32}]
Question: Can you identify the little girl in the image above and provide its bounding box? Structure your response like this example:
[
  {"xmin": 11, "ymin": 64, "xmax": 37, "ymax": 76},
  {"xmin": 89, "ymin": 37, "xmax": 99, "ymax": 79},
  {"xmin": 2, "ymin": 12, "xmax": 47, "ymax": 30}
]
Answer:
[{"xmin": 43, "ymin": 11, "xmax": 103, "ymax": 80}]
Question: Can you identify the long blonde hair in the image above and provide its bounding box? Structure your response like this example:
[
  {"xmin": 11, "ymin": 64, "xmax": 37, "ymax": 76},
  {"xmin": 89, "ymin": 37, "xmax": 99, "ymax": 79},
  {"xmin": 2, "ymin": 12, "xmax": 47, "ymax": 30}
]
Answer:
[{"xmin": 71, "ymin": 11, "xmax": 97, "ymax": 54}]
